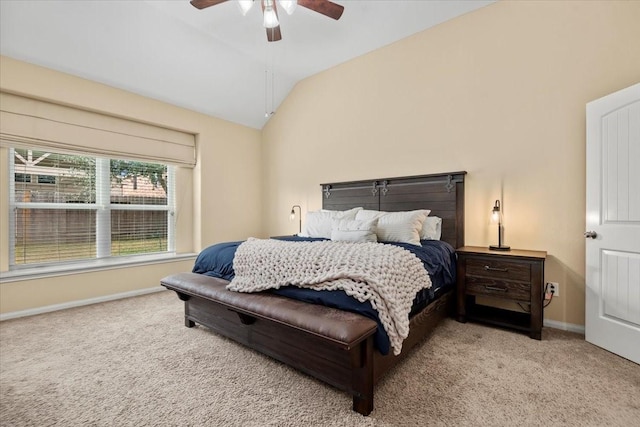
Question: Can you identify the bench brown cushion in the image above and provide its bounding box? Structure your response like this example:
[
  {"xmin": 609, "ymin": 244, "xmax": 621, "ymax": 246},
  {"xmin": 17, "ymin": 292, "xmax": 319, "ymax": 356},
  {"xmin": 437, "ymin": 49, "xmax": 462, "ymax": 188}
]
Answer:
[{"xmin": 161, "ymin": 272, "xmax": 377, "ymax": 349}]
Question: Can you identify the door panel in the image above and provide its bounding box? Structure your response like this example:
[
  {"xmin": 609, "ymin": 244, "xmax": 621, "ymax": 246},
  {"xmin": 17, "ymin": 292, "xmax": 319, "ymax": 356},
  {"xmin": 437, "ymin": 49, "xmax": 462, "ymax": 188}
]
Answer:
[
  {"xmin": 602, "ymin": 250, "xmax": 640, "ymax": 325},
  {"xmin": 586, "ymin": 83, "xmax": 640, "ymax": 364}
]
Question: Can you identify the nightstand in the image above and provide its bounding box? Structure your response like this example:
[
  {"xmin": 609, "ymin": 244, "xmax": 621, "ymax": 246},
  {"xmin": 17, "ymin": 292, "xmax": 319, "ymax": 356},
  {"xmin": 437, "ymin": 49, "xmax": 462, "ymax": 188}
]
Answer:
[{"xmin": 456, "ymin": 246, "xmax": 547, "ymax": 340}]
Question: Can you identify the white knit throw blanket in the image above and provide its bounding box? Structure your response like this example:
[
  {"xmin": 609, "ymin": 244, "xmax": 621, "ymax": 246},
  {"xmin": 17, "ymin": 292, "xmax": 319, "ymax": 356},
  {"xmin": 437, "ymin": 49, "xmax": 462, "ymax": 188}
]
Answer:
[{"xmin": 227, "ymin": 238, "xmax": 432, "ymax": 355}]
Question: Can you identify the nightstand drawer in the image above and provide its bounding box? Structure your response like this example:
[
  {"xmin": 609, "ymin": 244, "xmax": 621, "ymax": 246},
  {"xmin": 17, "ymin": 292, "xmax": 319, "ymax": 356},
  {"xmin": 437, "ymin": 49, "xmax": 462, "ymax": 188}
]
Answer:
[
  {"xmin": 465, "ymin": 277, "xmax": 531, "ymax": 301},
  {"xmin": 466, "ymin": 258, "xmax": 531, "ymax": 282}
]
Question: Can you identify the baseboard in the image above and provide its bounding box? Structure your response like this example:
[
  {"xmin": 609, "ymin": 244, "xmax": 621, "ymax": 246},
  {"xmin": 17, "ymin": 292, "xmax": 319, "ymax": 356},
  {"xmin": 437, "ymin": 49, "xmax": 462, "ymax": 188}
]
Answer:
[
  {"xmin": 2, "ymin": 288, "xmax": 588, "ymax": 335},
  {"xmin": 544, "ymin": 318, "xmax": 585, "ymax": 335},
  {"xmin": 0, "ymin": 286, "xmax": 167, "ymax": 321}
]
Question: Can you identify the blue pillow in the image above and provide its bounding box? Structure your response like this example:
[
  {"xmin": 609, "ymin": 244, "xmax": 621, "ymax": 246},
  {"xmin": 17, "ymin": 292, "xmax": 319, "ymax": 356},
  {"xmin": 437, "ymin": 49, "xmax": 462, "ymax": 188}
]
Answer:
[{"xmin": 191, "ymin": 241, "xmax": 242, "ymax": 280}]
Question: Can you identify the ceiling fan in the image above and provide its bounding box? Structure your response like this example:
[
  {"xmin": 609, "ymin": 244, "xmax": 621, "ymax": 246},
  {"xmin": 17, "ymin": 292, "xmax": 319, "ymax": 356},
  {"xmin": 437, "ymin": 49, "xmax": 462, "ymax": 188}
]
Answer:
[{"xmin": 190, "ymin": 0, "xmax": 345, "ymax": 42}]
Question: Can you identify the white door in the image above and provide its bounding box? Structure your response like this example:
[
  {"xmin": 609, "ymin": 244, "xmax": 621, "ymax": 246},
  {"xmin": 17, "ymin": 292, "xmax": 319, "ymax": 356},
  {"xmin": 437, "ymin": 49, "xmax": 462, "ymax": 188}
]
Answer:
[{"xmin": 586, "ymin": 83, "xmax": 640, "ymax": 364}]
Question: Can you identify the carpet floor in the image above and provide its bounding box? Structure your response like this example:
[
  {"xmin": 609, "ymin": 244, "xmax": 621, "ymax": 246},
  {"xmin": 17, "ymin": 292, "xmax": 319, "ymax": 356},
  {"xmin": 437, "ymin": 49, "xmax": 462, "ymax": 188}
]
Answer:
[{"xmin": 1, "ymin": 290, "xmax": 638, "ymax": 426}]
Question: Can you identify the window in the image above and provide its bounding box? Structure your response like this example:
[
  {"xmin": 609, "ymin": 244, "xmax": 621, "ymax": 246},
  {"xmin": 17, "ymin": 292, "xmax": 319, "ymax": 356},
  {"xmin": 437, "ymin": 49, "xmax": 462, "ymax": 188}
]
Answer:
[
  {"xmin": 15, "ymin": 173, "xmax": 31, "ymax": 183},
  {"xmin": 9, "ymin": 148, "xmax": 175, "ymax": 268},
  {"xmin": 37, "ymin": 175, "xmax": 56, "ymax": 184}
]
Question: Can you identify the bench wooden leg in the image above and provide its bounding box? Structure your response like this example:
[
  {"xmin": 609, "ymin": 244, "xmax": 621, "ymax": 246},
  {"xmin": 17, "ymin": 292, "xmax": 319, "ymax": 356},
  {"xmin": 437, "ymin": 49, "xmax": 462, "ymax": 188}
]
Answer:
[
  {"xmin": 352, "ymin": 337, "xmax": 374, "ymax": 415},
  {"xmin": 181, "ymin": 295, "xmax": 195, "ymax": 327}
]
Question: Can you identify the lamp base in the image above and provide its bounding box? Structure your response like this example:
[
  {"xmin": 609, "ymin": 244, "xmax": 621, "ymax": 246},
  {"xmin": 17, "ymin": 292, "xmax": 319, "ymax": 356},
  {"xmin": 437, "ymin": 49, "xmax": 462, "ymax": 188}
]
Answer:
[{"xmin": 489, "ymin": 245, "xmax": 511, "ymax": 251}]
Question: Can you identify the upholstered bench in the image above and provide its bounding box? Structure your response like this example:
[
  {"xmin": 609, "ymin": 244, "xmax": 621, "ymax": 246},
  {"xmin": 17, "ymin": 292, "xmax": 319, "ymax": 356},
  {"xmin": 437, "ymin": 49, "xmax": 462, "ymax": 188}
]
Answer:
[{"xmin": 161, "ymin": 272, "xmax": 378, "ymax": 415}]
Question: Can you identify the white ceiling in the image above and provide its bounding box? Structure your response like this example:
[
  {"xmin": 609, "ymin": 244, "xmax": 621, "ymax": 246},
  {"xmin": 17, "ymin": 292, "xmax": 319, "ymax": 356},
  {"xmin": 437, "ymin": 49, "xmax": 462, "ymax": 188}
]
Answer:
[{"xmin": 0, "ymin": 0, "xmax": 493, "ymax": 129}]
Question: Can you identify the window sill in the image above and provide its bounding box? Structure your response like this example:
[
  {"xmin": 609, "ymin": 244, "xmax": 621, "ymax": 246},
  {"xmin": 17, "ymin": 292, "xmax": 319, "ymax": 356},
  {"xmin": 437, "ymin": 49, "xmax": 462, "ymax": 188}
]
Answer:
[{"xmin": 0, "ymin": 253, "xmax": 198, "ymax": 283}]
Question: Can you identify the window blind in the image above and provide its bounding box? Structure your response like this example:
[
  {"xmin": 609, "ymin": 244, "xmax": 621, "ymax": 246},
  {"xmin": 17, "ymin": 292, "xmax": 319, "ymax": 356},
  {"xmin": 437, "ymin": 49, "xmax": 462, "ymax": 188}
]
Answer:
[
  {"xmin": 0, "ymin": 92, "xmax": 196, "ymax": 167},
  {"xmin": 9, "ymin": 148, "xmax": 175, "ymax": 267}
]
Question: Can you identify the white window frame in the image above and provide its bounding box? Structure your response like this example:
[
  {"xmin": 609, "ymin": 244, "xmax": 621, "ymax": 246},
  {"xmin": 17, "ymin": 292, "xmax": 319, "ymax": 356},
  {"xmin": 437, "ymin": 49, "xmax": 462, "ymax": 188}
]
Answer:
[{"xmin": 7, "ymin": 148, "xmax": 176, "ymax": 272}]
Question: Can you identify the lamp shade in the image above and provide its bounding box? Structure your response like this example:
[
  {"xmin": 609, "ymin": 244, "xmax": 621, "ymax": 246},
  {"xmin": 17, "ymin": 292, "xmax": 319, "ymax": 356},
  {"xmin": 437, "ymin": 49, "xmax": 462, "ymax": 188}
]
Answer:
[
  {"xmin": 237, "ymin": 0, "xmax": 254, "ymax": 16},
  {"xmin": 290, "ymin": 205, "xmax": 302, "ymax": 235},
  {"xmin": 263, "ymin": 3, "xmax": 279, "ymax": 28},
  {"xmin": 491, "ymin": 200, "xmax": 501, "ymax": 223},
  {"xmin": 279, "ymin": 0, "xmax": 297, "ymax": 15}
]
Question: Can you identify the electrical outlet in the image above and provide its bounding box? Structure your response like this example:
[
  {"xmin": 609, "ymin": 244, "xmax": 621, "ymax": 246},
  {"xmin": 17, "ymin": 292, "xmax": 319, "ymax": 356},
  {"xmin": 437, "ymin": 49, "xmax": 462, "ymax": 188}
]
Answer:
[{"xmin": 547, "ymin": 282, "xmax": 560, "ymax": 297}]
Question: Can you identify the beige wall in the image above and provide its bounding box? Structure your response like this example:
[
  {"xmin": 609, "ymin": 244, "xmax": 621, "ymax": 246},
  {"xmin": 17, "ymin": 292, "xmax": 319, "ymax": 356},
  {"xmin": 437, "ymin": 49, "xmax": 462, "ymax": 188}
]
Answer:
[
  {"xmin": 2, "ymin": 1, "xmax": 639, "ymax": 325},
  {"xmin": 0, "ymin": 56, "xmax": 263, "ymax": 313},
  {"xmin": 261, "ymin": 1, "xmax": 640, "ymax": 326}
]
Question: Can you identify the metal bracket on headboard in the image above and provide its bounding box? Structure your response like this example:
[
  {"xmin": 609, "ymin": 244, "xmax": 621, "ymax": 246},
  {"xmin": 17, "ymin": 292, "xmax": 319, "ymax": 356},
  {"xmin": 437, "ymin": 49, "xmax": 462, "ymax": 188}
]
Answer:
[
  {"xmin": 372, "ymin": 180, "xmax": 388, "ymax": 196},
  {"xmin": 380, "ymin": 180, "xmax": 389, "ymax": 196},
  {"xmin": 445, "ymin": 175, "xmax": 455, "ymax": 193},
  {"xmin": 323, "ymin": 185, "xmax": 332, "ymax": 198}
]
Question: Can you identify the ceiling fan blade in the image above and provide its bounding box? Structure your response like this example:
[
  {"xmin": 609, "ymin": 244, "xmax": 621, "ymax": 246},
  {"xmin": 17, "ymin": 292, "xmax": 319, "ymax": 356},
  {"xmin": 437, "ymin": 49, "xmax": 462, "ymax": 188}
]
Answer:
[
  {"xmin": 298, "ymin": 0, "xmax": 344, "ymax": 20},
  {"xmin": 190, "ymin": 0, "xmax": 228, "ymax": 10}
]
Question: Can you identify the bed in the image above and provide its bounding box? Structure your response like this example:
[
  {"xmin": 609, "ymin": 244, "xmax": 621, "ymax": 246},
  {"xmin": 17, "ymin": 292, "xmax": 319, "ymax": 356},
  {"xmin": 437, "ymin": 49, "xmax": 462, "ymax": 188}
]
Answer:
[{"xmin": 161, "ymin": 171, "xmax": 466, "ymax": 415}]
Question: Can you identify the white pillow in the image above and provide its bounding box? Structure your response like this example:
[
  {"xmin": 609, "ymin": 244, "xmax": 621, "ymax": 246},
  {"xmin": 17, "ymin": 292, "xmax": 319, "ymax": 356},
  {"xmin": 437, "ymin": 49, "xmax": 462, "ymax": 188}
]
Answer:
[
  {"xmin": 300, "ymin": 207, "xmax": 362, "ymax": 238},
  {"xmin": 420, "ymin": 216, "xmax": 442, "ymax": 240},
  {"xmin": 331, "ymin": 218, "xmax": 378, "ymax": 243},
  {"xmin": 354, "ymin": 209, "xmax": 386, "ymax": 221},
  {"xmin": 355, "ymin": 209, "xmax": 430, "ymax": 246}
]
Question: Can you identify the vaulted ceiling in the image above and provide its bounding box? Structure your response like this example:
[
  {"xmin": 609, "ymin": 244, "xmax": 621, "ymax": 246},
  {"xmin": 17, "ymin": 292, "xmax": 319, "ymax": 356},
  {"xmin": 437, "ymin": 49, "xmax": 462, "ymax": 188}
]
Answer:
[{"xmin": 0, "ymin": 0, "xmax": 494, "ymax": 129}]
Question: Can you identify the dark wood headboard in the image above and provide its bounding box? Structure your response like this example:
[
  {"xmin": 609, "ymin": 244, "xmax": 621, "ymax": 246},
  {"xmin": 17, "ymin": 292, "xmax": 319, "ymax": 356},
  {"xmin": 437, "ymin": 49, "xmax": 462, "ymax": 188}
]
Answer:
[{"xmin": 321, "ymin": 172, "xmax": 466, "ymax": 249}]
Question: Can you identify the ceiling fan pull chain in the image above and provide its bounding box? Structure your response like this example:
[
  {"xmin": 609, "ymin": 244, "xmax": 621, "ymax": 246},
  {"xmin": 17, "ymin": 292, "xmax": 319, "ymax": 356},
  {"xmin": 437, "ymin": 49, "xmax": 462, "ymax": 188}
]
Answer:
[
  {"xmin": 271, "ymin": 62, "xmax": 275, "ymax": 116},
  {"xmin": 264, "ymin": 69, "xmax": 268, "ymax": 118}
]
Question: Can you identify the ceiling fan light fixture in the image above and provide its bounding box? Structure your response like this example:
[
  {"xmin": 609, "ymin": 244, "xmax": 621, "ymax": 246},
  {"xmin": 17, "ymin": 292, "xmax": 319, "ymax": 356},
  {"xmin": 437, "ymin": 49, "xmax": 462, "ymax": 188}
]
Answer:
[
  {"xmin": 263, "ymin": 2, "xmax": 279, "ymax": 28},
  {"xmin": 192, "ymin": 0, "xmax": 344, "ymax": 41},
  {"xmin": 236, "ymin": 0, "xmax": 254, "ymax": 16},
  {"xmin": 278, "ymin": 0, "xmax": 297, "ymax": 15}
]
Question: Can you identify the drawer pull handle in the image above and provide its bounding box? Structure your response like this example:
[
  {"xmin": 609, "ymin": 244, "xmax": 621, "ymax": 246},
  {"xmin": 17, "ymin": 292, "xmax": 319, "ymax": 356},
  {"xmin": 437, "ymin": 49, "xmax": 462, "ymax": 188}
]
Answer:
[
  {"xmin": 484, "ymin": 265, "xmax": 508, "ymax": 272},
  {"xmin": 485, "ymin": 285, "xmax": 508, "ymax": 292}
]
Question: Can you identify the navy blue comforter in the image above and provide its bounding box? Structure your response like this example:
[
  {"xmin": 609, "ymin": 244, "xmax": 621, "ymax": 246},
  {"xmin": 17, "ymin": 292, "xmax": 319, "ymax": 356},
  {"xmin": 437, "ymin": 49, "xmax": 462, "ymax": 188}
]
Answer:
[{"xmin": 192, "ymin": 237, "xmax": 456, "ymax": 355}]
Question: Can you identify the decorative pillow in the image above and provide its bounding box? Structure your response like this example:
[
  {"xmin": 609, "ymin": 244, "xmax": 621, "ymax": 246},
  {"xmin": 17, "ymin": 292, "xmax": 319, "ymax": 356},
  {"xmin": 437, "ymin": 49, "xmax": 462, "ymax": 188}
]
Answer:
[
  {"xmin": 355, "ymin": 209, "xmax": 430, "ymax": 246},
  {"xmin": 354, "ymin": 209, "xmax": 386, "ymax": 221},
  {"xmin": 299, "ymin": 207, "xmax": 362, "ymax": 238},
  {"xmin": 420, "ymin": 216, "xmax": 442, "ymax": 240},
  {"xmin": 330, "ymin": 218, "xmax": 378, "ymax": 243}
]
